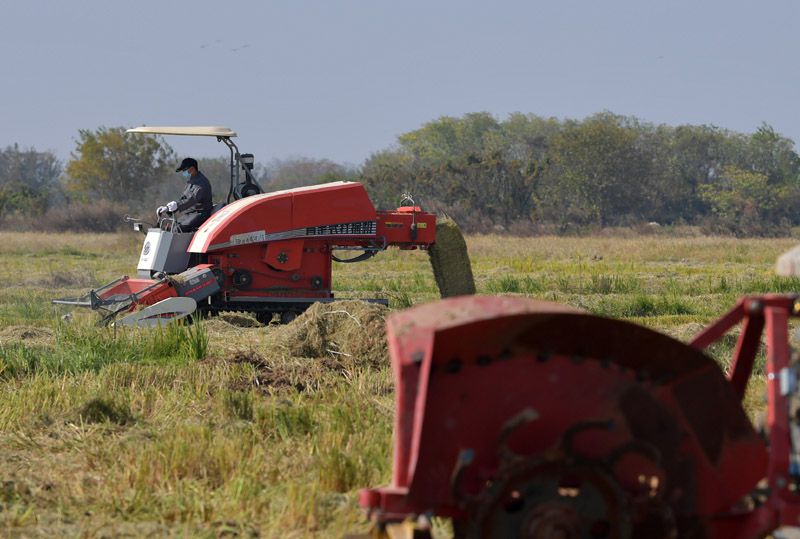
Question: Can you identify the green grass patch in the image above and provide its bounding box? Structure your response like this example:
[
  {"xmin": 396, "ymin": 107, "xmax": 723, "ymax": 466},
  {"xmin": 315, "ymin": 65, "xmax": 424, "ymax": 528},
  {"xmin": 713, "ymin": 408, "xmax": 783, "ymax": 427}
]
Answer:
[
  {"xmin": 591, "ymin": 294, "xmax": 695, "ymax": 318},
  {"xmin": 0, "ymin": 321, "xmax": 204, "ymax": 379}
]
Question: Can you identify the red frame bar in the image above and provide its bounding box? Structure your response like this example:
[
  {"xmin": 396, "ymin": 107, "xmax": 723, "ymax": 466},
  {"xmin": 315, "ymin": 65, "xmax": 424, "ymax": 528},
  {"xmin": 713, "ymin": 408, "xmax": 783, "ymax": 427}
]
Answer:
[
  {"xmin": 690, "ymin": 299, "xmax": 745, "ymax": 350},
  {"xmin": 692, "ymin": 294, "xmax": 800, "ymax": 535}
]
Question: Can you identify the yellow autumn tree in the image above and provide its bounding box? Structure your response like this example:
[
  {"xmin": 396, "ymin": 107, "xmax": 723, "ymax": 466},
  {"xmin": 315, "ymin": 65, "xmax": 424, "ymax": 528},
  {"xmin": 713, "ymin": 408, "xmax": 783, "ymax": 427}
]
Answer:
[{"xmin": 64, "ymin": 127, "xmax": 174, "ymax": 205}]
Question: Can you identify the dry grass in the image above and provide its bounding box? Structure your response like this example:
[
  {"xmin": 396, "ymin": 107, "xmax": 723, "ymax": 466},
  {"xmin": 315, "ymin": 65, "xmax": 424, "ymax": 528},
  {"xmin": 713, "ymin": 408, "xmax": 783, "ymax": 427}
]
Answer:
[
  {"xmin": 273, "ymin": 301, "xmax": 389, "ymax": 367},
  {"xmin": 0, "ymin": 325, "xmax": 54, "ymax": 346},
  {"xmin": 0, "ymin": 230, "xmax": 795, "ymax": 536},
  {"xmin": 0, "ymin": 231, "xmax": 137, "ymax": 255}
]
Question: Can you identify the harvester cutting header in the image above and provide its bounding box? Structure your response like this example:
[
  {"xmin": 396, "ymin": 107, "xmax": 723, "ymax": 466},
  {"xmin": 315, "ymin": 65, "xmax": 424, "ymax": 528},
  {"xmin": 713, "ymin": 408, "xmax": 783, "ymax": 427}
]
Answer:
[{"xmin": 53, "ymin": 126, "xmax": 469, "ymax": 326}]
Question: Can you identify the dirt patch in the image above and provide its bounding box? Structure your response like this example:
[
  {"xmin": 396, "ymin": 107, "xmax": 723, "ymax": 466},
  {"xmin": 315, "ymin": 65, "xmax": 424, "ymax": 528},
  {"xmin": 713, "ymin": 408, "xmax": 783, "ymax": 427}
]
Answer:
[
  {"xmin": 78, "ymin": 397, "xmax": 135, "ymax": 425},
  {"xmin": 272, "ymin": 300, "xmax": 388, "ymax": 367},
  {"xmin": 228, "ymin": 350, "xmax": 349, "ymax": 393},
  {"xmin": 0, "ymin": 325, "xmax": 54, "ymax": 345},
  {"xmin": 229, "ymin": 351, "xmax": 303, "ymax": 391},
  {"xmin": 428, "ymin": 216, "xmax": 476, "ymax": 298}
]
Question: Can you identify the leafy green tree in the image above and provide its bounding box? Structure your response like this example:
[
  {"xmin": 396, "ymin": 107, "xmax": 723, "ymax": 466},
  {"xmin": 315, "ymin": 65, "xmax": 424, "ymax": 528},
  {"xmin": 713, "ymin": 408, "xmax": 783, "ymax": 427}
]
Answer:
[
  {"xmin": 698, "ymin": 166, "xmax": 799, "ymax": 236},
  {"xmin": 360, "ymin": 149, "xmax": 419, "ymax": 210},
  {"xmin": 64, "ymin": 127, "xmax": 175, "ymax": 207},
  {"xmin": 263, "ymin": 157, "xmax": 355, "ymax": 191},
  {"xmin": 654, "ymin": 124, "xmax": 729, "ymax": 222},
  {"xmin": 743, "ymin": 124, "xmax": 800, "ymax": 184},
  {"xmin": 536, "ymin": 113, "xmax": 654, "ymax": 227},
  {"xmin": 398, "ymin": 112, "xmax": 502, "ymax": 164},
  {"xmin": 501, "ymin": 113, "xmax": 560, "ymax": 163},
  {"xmin": 0, "ymin": 144, "xmax": 61, "ymax": 217},
  {"xmin": 362, "ymin": 112, "xmax": 547, "ymax": 227}
]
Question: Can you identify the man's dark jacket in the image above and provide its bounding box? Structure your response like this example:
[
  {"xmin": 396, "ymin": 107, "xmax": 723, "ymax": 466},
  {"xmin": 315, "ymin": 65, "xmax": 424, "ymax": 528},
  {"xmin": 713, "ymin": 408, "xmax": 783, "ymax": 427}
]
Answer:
[{"xmin": 176, "ymin": 171, "xmax": 213, "ymax": 230}]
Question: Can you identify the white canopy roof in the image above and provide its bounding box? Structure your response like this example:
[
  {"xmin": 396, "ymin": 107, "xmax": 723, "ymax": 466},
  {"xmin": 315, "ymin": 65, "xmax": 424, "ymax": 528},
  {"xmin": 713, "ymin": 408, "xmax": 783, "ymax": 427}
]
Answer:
[{"xmin": 126, "ymin": 126, "xmax": 237, "ymax": 137}]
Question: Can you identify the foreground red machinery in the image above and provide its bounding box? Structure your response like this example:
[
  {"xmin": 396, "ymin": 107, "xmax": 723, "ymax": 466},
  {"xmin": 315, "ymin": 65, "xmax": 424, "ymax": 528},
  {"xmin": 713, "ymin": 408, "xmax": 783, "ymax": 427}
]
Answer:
[
  {"xmin": 55, "ymin": 180, "xmax": 435, "ymax": 326},
  {"xmin": 359, "ymin": 294, "xmax": 800, "ymax": 538}
]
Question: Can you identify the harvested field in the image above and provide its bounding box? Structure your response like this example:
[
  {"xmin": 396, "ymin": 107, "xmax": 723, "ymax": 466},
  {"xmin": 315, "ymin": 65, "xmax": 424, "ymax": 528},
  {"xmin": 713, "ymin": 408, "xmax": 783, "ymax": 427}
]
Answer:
[{"xmin": 0, "ymin": 230, "xmax": 795, "ymax": 536}]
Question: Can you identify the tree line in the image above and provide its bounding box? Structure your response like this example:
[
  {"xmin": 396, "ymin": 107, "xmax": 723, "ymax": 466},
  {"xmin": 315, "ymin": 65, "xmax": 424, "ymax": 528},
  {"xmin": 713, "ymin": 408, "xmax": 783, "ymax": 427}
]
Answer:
[
  {"xmin": 360, "ymin": 112, "xmax": 800, "ymax": 235},
  {"xmin": 2, "ymin": 113, "xmax": 799, "ymax": 235},
  {"xmin": 0, "ymin": 127, "xmax": 357, "ymax": 231}
]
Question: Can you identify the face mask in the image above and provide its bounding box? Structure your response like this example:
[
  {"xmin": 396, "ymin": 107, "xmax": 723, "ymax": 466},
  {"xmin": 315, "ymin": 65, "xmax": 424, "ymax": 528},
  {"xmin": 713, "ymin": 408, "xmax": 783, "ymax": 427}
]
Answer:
[{"xmin": 182, "ymin": 170, "xmax": 190, "ymax": 179}]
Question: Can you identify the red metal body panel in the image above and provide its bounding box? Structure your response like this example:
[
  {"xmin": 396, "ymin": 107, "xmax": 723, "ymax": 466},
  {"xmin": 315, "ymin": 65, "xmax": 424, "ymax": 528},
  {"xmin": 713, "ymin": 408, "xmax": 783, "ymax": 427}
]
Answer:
[
  {"xmin": 188, "ymin": 181, "xmax": 377, "ymax": 253},
  {"xmin": 98, "ymin": 278, "xmax": 160, "ymax": 297},
  {"xmin": 376, "ymin": 209, "xmax": 436, "ymax": 247},
  {"xmin": 97, "ymin": 277, "xmax": 176, "ymax": 307},
  {"xmin": 264, "ymin": 239, "xmax": 305, "ymax": 272},
  {"xmin": 178, "ymin": 182, "xmax": 436, "ymax": 303},
  {"xmin": 208, "ymin": 240, "xmax": 334, "ymax": 299},
  {"xmin": 360, "ymin": 295, "xmax": 789, "ymax": 538}
]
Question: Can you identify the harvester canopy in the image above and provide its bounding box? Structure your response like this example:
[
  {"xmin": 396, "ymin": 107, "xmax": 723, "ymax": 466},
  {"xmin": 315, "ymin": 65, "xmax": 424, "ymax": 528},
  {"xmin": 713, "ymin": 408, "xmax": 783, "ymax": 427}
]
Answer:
[
  {"xmin": 127, "ymin": 125, "xmax": 256, "ymax": 203},
  {"xmin": 125, "ymin": 126, "xmax": 237, "ymax": 137}
]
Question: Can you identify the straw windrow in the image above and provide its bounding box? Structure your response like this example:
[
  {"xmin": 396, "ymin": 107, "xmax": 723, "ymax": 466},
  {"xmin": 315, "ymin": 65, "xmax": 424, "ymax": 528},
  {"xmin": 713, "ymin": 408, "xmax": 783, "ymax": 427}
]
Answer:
[
  {"xmin": 273, "ymin": 300, "xmax": 389, "ymax": 367},
  {"xmin": 428, "ymin": 217, "xmax": 476, "ymax": 297}
]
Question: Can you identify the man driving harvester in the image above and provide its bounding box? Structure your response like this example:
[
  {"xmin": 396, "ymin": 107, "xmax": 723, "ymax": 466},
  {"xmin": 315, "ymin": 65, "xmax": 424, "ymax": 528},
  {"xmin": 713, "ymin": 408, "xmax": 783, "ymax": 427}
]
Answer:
[{"xmin": 157, "ymin": 157, "xmax": 213, "ymax": 232}]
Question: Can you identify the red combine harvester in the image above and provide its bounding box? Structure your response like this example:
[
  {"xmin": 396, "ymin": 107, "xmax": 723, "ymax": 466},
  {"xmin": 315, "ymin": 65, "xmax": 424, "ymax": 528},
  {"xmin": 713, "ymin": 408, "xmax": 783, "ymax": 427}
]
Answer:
[
  {"xmin": 54, "ymin": 127, "xmax": 435, "ymax": 326},
  {"xmin": 359, "ymin": 294, "xmax": 800, "ymax": 538}
]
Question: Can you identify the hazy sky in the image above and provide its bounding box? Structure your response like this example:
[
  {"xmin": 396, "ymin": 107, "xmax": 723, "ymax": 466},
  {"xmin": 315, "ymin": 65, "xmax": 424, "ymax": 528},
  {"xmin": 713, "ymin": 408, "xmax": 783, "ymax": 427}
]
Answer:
[{"xmin": 2, "ymin": 0, "xmax": 798, "ymax": 165}]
